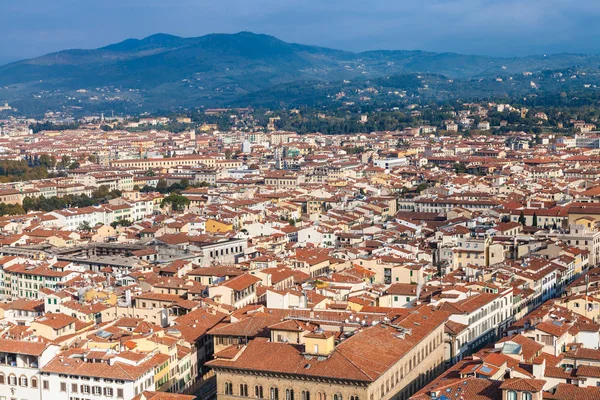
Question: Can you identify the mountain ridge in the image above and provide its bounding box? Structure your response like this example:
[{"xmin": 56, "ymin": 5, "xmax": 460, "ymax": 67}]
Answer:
[
  {"xmin": 2, "ymin": 32, "xmax": 600, "ymax": 114},
  {"xmin": 4, "ymin": 31, "xmax": 600, "ymax": 67}
]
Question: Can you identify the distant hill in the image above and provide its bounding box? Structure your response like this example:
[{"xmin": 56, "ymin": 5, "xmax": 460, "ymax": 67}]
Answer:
[{"xmin": 2, "ymin": 32, "xmax": 600, "ymax": 113}]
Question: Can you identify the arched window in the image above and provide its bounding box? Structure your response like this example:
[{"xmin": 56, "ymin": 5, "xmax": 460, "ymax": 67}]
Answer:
[
  {"xmin": 333, "ymin": 394, "xmax": 342, "ymax": 400},
  {"xmin": 0, "ymin": 374, "xmax": 4, "ymax": 385},
  {"xmin": 302, "ymin": 390, "xmax": 311, "ymax": 400},
  {"xmin": 318, "ymin": 393, "xmax": 326, "ymax": 400},
  {"xmin": 522, "ymin": 393, "xmax": 532, "ymax": 400},
  {"xmin": 286, "ymin": 389, "xmax": 295, "ymax": 400},
  {"xmin": 270, "ymin": 387, "xmax": 279, "ymax": 400},
  {"xmin": 255, "ymin": 385, "xmax": 264, "ymax": 399},
  {"xmin": 240, "ymin": 384, "xmax": 249, "ymax": 397},
  {"xmin": 19, "ymin": 375, "xmax": 27, "ymax": 387},
  {"xmin": 350, "ymin": 396, "xmax": 359, "ymax": 400},
  {"xmin": 8, "ymin": 374, "xmax": 16, "ymax": 386},
  {"xmin": 224, "ymin": 382, "xmax": 233, "ymax": 395},
  {"xmin": 507, "ymin": 391, "xmax": 517, "ymax": 400},
  {"xmin": 31, "ymin": 377, "xmax": 38, "ymax": 389}
]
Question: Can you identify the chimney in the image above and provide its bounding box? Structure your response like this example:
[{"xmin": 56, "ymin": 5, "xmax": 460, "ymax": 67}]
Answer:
[{"xmin": 532, "ymin": 358, "xmax": 545, "ymax": 379}]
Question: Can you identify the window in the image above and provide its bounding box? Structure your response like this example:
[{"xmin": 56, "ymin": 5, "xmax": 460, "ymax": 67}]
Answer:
[
  {"xmin": 255, "ymin": 385, "xmax": 264, "ymax": 398},
  {"xmin": 19, "ymin": 376, "xmax": 27, "ymax": 387},
  {"xmin": 507, "ymin": 391, "xmax": 517, "ymax": 400},
  {"xmin": 72, "ymin": 383, "xmax": 78, "ymax": 393},
  {"xmin": 240, "ymin": 384, "xmax": 249, "ymax": 397},
  {"xmin": 117, "ymin": 389, "xmax": 124, "ymax": 398},
  {"xmin": 43, "ymin": 380, "xmax": 49, "ymax": 390},
  {"xmin": 104, "ymin": 387, "xmax": 114, "ymax": 397},
  {"xmin": 522, "ymin": 394, "xmax": 532, "ymax": 400},
  {"xmin": 318, "ymin": 393, "xmax": 326, "ymax": 400},
  {"xmin": 0, "ymin": 374, "xmax": 4, "ymax": 385},
  {"xmin": 286, "ymin": 389, "xmax": 295, "ymax": 400},
  {"xmin": 333, "ymin": 395, "xmax": 342, "ymax": 400},
  {"xmin": 225, "ymin": 382, "xmax": 233, "ymax": 395},
  {"xmin": 302, "ymin": 391, "xmax": 310, "ymax": 400},
  {"xmin": 31, "ymin": 378, "xmax": 37, "ymax": 389},
  {"xmin": 81, "ymin": 385, "xmax": 90, "ymax": 394},
  {"xmin": 60, "ymin": 382, "xmax": 67, "ymax": 392},
  {"xmin": 270, "ymin": 387, "xmax": 279, "ymax": 400},
  {"xmin": 93, "ymin": 386, "xmax": 102, "ymax": 395},
  {"xmin": 8, "ymin": 375, "xmax": 16, "ymax": 386},
  {"xmin": 350, "ymin": 397, "xmax": 359, "ymax": 400}
]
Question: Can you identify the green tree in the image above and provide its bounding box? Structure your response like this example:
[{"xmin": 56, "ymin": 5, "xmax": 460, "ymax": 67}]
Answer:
[
  {"xmin": 111, "ymin": 219, "xmax": 132, "ymax": 229},
  {"xmin": 0, "ymin": 203, "xmax": 25, "ymax": 216},
  {"xmin": 416, "ymin": 183, "xmax": 428, "ymax": 193},
  {"xmin": 161, "ymin": 193, "xmax": 190, "ymax": 212},
  {"xmin": 518, "ymin": 211, "xmax": 526, "ymax": 226},
  {"xmin": 532, "ymin": 212, "xmax": 538, "ymax": 227},
  {"xmin": 156, "ymin": 179, "xmax": 168, "ymax": 193},
  {"xmin": 78, "ymin": 221, "xmax": 92, "ymax": 232},
  {"xmin": 22, "ymin": 196, "xmax": 36, "ymax": 212},
  {"xmin": 59, "ymin": 155, "xmax": 71, "ymax": 169},
  {"xmin": 453, "ymin": 163, "xmax": 467, "ymax": 174},
  {"xmin": 91, "ymin": 185, "xmax": 111, "ymax": 199},
  {"xmin": 38, "ymin": 154, "xmax": 56, "ymax": 169}
]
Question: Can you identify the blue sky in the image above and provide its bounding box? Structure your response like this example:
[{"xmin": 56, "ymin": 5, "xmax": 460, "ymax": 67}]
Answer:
[{"xmin": 1, "ymin": 0, "xmax": 599, "ymax": 65}]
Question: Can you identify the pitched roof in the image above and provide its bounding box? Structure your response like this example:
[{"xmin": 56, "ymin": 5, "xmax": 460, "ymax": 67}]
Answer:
[{"xmin": 499, "ymin": 378, "xmax": 546, "ymax": 392}]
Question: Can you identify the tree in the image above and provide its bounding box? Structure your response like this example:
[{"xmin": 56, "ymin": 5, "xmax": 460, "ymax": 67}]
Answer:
[
  {"xmin": 161, "ymin": 193, "xmax": 190, "ymax": 212},
  {"xmin": 59, "ymin": 155, "xmax": 71, "ymax": 169},
  {"xmin": 156, "ymin": 179, "xmax": 168, "ymax": 193},
  {"xmin": 416, "ymin": 183, "xmax": 428, "ymax": 193},
  {"xmin": 111, "ymin": 219, "xmax": 132, "ymax": 229},
  {"xmin": 0, "ymin": 203, "xmax": 25, "ymax": 216},
  {"xmin": 22, "ymin": 196, "xmax": 36, "ymax": 212},
  {"xmin": 453, "ymin": 162, "xmax": 467, "ymax": 174},
  {"xmin": 78, "ymin": 221, "xmax": 92, "ymax": 232},
  {"xmin": 145, "ymin": 169, "xmax": 156, "ymax": 177},
  {"xmin": 532, "ymin": 212, "xmax": 538, "ymax": 227},
  {"xmin": 38, "ymin": 154, "xmax": 56, "ymax": 169},
  {"xmin": 518, "ymin": 211, "xmax": 526, "ymax": 226},
  {"xmin": 91, "ymin": 185, "xmax": 111, "ymax": 199}
]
